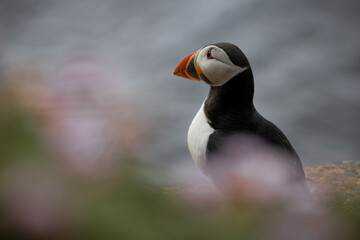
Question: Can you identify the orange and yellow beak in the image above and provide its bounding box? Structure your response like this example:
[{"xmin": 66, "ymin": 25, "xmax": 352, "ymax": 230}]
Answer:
[{"xmin": 173, "ymin": 51, "xmax": 201, "ymax": 81}]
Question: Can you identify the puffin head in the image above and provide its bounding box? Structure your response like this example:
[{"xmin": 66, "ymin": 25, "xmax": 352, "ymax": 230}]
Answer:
[{"xmin": 173, "ymin": 42, "xmax": 250, "ymax": 87}]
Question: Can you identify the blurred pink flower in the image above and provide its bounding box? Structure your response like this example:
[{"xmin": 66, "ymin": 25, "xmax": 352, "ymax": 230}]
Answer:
[
  {"xmin": 49, "ymin": 56, "xmax": 117, "ymax": 107},
  {"xmin": 44, "ymin": 56, "xmax": 148, "ymax": 176},
  {"xmin": 1, "ymin": 59, "xmax": 149, "ymax": 177},
  {"xmin": 1, "ymin": 166, "xmax": 71, "ymax": 238},
  {"xmin": 262, "ymin": 209, "xmax": 344, "ymax": 240},
  {"xmin": 177, "ymin": 184, "xmax": 223, "ymax": 210},
  {"xmin": 1, "ymin": 66, "xmax": 62, "ymax": 122},
  {"xmin": 207, "ymin": 134, "xmax": 312, "ymax": 207}
]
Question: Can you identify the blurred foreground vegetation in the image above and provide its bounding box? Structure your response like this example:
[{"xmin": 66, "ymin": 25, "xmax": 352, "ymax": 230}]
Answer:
[{"xmin": 0, "ymin": 69, "xmax": 359, "ymax": 240}]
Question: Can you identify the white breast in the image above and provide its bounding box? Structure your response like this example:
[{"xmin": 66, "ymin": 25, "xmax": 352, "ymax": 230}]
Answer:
[{"xmin": 187, "ymin": 100, "xmax": 215, "ymax": 175}]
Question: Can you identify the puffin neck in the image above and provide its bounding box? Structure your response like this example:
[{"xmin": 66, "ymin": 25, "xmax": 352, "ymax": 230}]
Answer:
[{"xmin": 204, "ymin": 69, "xmax": 256, "ymax": 130}]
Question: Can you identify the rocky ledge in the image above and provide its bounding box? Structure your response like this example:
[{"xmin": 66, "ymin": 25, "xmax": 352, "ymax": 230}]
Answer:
[{"xmin": 305, "ymin": 161, "xmax": 360, "ymax": 204}]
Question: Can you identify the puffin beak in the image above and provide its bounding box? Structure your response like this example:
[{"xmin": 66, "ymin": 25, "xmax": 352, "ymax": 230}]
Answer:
[{"xmin": 173, "ymin": 51, "xmax": 201, "ymax": 81}]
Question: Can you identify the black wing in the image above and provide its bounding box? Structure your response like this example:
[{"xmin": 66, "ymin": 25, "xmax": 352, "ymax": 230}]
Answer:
[{"xmin": 205, "ymin": 114, "xmax": 306, "ymax": 185}]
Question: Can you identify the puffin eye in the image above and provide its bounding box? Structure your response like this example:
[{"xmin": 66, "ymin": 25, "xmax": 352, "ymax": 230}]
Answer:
[{"xmin": 206, "ymin": 49, "xmax": 213, "ymax": 59}]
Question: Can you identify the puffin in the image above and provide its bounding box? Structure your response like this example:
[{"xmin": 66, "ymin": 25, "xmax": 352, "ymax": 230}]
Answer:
[{"xmin": 173, "ymin": 42, "xmax": 308, "ymax": 195}]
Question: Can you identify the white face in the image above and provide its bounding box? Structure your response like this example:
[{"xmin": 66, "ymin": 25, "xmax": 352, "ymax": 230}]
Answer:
[{"xmin": 195, "ymin": 45, "xmax": 247, "ymax": 86}]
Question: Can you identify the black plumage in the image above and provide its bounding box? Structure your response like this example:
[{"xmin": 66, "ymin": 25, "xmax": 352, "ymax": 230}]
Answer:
[{"xmin": 203, "ymin": 43, "xmax": 306, "ymax": 186}]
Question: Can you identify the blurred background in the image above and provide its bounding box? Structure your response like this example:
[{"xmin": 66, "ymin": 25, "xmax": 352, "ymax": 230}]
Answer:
[
  {"xmin": 0, "ymin": 0, "xmax": 360, "ymax": 239},
  {"xmin": 0, "ymin": 0, "xmax": 359, "ymax": 184}
]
